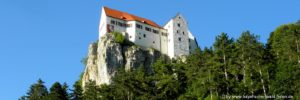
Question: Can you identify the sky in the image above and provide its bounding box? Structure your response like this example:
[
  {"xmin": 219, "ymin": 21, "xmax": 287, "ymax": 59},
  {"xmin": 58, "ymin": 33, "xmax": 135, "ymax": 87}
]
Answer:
[{"xmin": 0, "ymin": 0, "xmax": 299, "ymax": 99}]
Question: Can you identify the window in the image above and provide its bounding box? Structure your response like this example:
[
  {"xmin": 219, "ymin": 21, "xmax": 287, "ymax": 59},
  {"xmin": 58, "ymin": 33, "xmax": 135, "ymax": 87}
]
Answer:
[
  {"xmin": 136, "ymin": 24, "xmax": 143, "ymax": 29},
  {"xmin": 153, "ymin": 29, "xmax": 158, "ymax": 34},
  {"xmin": 153, "ymin": 41, "xmax": 155, "ymax": 44},
  {"xmin": 177, "ymin": 23, "xmax": 180, "ymax": 27},
  {"xmin": 179, "ymin": 16, "xmax": 181, "ymax": 19},
  {"xmin": 183, "ymin": 31, "xmax": 185, "ymax": 35},
  {"xmin": 145, "ymin": 27, "xmax": 151, "ymax": 32},
  {"xmin": 129, "ymin": 36, "xmax": 132, "ymax": 38},
  {"xmin": 139, "ymin": 37, "xmax": 141, "ymax": 39},
  {"xmin": 177, "ymin": 30, "xmax": 179, "ymax": 33},
  {"xmin": 110, "ymin": 20, "xmax": 116, "ymax": 25},
  {"xmin": 143, "ymin": 34, "xmax": 146, "ymax": 38},
  {"xmin": 178, "ymin": 37, "xmax": 181, "ymax": 41},
  {"xmin": 117, "ymin": 22, "xmax": 121, "ymax": 26},
  {"xmin": 126, "ymin": 24, "xmax": 132, "ymax": 27}
]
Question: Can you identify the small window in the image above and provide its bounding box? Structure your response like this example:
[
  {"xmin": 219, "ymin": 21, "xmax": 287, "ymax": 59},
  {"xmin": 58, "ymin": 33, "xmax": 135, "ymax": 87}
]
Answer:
[
  {"xmin": 177, "ymin": 30, "xmax": 179, "ymax": 33},
  {"xmin": 153, "ymin": 30, "xmax": 158, "ymax": 34},
  {"xmin": 117, "ymin": 22, "xmax": 121, "ymax": 26},
  {"xmin": 139, "ymin": 37, "xmax": 141, "ymax": 39},
  {"xmin": 126, "ymin": 24, "xmax": 132, "ymax": 27},
  {"xmin": 143, "ymin": 34, "xmax": 146, "ymax": 38},
  {"xmin": 136, "ymin": 24, "xmax": 143, "ymax": 29},
  {"xmin": 129, "ymin": 36, "xmax": 132, "ymax": 38},
  {"xmin": 153, "ymin": 41, "xmax": 155, "ymax": 44},
  {"xmin": 178, "ymin": 37, "xmax": 181, "ymax": 41},
  {"xmin": 179, "ymin": 16, "xmax": 181, "ymax": 19},
  {"xmin": 111, "ymin": 20, "xmax": 115, "ymax": 24},
  {"xmin": 177, "ymin": 23, "xmax": 180, "ymax": 27},
  {"xmin": 183, "ymin": 31, "xmax": 185, "ymax": 35},
  {"xmin": 145, "ymin": 27, "xmax": 151, "ymax": 32}
]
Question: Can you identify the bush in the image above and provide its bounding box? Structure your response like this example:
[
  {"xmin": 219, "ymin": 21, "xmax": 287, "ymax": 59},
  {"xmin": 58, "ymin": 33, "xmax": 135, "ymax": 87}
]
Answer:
[
  {"xmin": 111, "ymin": 31, "xmax": 134, "ymax": 46},
  {"xmin": 112, "ymin": 32, "xmax": 125, "ymax": 44}
]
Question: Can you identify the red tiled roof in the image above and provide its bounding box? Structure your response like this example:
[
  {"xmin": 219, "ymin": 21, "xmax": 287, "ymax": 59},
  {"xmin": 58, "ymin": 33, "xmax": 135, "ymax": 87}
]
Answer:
[{"xmin": 103, "ymin": 7, "xmax": 162, "ymax": 28}]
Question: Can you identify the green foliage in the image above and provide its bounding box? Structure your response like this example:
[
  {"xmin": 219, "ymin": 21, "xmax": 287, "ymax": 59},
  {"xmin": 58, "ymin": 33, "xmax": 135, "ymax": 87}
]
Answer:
[
  {"xmin": 83, "ymin": 81, "xmax": 101, "ymax": 100},
  {"xmin": 111, "ymin": 31, "xmax": 134, "ymax": 45},
  {"xmin": 48, "ymin": 82, "xmax": 69, "ymax": 100},
  {"xmin": 20, "ymin": 79, "xmax": 49, "ymax": 100},
  {"xmin": 70, "ymin": 80, "xmax": 83, "ymax": 100},
  {"xmin": 268, "ymin": 23, "xmax": 300, "ymax": 97},
  {"xmin": 112, "ymin": 32, "xmax": 125, "ymax": 44}
]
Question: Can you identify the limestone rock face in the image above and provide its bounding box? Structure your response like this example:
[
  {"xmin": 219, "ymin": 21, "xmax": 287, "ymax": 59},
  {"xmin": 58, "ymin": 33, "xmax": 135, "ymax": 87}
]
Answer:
[{"xmin": 82, "ymin": 34, "xmax": 166, "ymax": 87}]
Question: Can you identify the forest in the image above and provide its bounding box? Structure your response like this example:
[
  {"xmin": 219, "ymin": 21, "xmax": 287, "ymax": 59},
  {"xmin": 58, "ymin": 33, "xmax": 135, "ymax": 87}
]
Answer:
[{"xmin": 20, "ymin": 21, "xmax": 300, "ymax": 100}]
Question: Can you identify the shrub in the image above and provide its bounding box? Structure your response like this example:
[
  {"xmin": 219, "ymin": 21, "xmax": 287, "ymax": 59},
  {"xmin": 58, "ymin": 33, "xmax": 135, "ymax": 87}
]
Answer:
[
  {"xmin": 112, "ymin": 32, "xmax": 125, "ymax": 44},
  {"xmin": 111, "ymin": 31, "xmax": 134, "ymax": 46}
]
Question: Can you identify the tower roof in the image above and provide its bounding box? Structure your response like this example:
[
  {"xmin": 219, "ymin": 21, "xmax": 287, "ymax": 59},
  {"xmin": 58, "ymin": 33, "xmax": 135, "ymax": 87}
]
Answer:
[{"xmin": 103, "ymin": 7, "xmax": 162, "ymax": 28}]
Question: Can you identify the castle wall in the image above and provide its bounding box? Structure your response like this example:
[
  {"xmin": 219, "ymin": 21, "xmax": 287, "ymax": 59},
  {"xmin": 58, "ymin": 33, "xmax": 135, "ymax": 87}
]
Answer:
[
  {"xmin": 99, "ymin": 8, "xmax": 107, "ymax": 38},
  {"xmin": 164, "ymin": 20, "xmax": 175, "ymax": 58},
  {"xmin": 133, "ymin": 21, "xmax": 161, "ymax": 50},
  {"xmin": 173, "ymin": 14, "xmax": 190, "ymax": 57},
  {"xmin": 160, "ymin": 29, "xmax": 168, "ymax": 55}
]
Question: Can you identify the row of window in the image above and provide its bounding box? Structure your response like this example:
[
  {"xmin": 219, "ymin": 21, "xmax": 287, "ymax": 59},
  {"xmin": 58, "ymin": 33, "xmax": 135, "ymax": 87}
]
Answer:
[
  {"xmin": 177, "ymin": 30, "xmax": 185, "ymax": 35},
  {"xmin": 137, "ymin": 33, "xmax": 156, "ymax": 44},
  {"xmin": 136, "ymin": 24, "xmax": 159, "ymax": 34},
  {"xmin": 110, "ymin": 20, "xmax": 132, "ymax": 27},
  {"xmin": 110, "ymin": 20, "xmax": 166, "ymax": 36}
]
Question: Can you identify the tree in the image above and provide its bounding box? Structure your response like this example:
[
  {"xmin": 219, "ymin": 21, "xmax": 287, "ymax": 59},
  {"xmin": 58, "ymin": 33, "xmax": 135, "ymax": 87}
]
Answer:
[
  {"xmin": 268, "ymin": 24, "xmax": 300, "ymax": 98},
  {"xmin": 235, "ymin": 31, "xmax": 268, "ymax": 96},
  {"xmin": 182, "ymin": 47, "xmax": 219, "ymax": 99},
  {"xmin": 21, "ymin": 79, "xmax": 49, "ymax": 100},
  {"xmin": 213, "ymin": 33, "xmax": 235, "ymax": 95},
  {"xmin": 48, "ymin": 82, "xmax": 69, "ymax": 100},
  {"xmin": 71, "ymin": 80, "xmax": 83, "ymax": 100},
  {"xmin": 83, "ymin": 81, "xmax": 101, "ymax": 100}
]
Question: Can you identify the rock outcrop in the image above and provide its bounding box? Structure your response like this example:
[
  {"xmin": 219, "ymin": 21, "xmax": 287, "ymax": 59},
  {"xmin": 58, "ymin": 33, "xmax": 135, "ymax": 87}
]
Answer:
[{"xmin": 82, "ymin": 34, "xmax": 166, "ymax": 87}]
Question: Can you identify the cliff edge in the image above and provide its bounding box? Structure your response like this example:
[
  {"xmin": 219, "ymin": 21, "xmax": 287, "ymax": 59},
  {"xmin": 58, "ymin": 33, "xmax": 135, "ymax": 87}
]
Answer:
[{"xmin": 82, "ymin": 33, "xmax": 165, "ymax": 87}]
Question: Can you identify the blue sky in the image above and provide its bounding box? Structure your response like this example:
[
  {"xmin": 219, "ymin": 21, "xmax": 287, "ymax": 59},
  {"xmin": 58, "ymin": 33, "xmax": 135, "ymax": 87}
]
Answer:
[{"xmin": 0, "ymin": 0, "xmax": 299, "ymax": 99}]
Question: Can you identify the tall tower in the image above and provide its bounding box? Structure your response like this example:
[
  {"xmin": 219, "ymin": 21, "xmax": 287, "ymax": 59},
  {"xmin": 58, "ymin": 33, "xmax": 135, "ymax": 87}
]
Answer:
[{"xmin": 164, "ymin": 14, "xmax": 191, "ymax": 59}]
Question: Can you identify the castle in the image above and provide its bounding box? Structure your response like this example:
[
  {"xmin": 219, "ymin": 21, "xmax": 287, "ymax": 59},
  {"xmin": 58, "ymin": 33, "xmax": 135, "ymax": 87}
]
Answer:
[{"xmin": 99, "ymin": 7, "xmax": 198, "ymax": 59}]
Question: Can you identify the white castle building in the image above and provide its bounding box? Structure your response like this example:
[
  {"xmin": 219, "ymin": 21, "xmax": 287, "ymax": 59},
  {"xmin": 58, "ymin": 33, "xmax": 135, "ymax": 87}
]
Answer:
[{"xmin": 99, "ymin": 7, "xmax": 198, "ymax": 59}]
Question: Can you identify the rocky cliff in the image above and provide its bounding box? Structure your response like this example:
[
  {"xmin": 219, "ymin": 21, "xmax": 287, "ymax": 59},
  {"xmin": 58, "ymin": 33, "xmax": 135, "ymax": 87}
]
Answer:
[{"xmin": 82, "ymin": 33, "xmax": 166, "ymax": 87}]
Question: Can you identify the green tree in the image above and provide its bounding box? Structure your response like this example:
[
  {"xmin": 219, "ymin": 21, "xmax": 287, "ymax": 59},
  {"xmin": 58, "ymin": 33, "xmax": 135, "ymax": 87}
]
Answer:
[
  {"xmin": 152, "ymin": 59, "xmax": 181, "ymax": 99},
  {"xmin": 213, "ymin": 32, "xmax": 235, "ymax": 95},
  {"xmin": 71, "ymin": 80, "xmax": 83, "ymax": 100},
  {"xmin": 268, "ymin": 23, "xmax": 300, "ymax": 99},
  {"xmin": 21, "ymin": 79, "xmax": 49, "ymax": 100},
  {"xmin": 48, "ymin": 82, "xmax": 69, "ymax": 100},
  {"xmin": 83, "ymin": 81, "xmax": 101, "ymax": 100},
  {"xmin": 235, "ymin": 31, "xmax": 268, "ymax": 96}
]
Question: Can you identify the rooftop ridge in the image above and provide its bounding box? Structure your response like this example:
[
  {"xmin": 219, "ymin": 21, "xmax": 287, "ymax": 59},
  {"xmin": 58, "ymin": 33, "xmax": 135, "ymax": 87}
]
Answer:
[{"xmin": 103, "ymin": 6, "xmax": 162, "ymax": 28}]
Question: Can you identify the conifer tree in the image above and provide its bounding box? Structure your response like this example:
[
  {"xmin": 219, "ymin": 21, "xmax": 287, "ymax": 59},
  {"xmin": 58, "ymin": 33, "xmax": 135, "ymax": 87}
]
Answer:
[
  {"xmin": 236, "ymin": 31, "xmax": 268, "ymax": 96},
  {"xmin": 21, "ymin": 79, "xmax": 49, "ymax": 100},
  {"xmin": 48, "ymin": 82, "xmax": 69, "ymax": 100},
  {"xmin": 268, "ymin": 23, "xmax": 300, "ymax": 99},
  {"xmin": 213, "ymin": 33, "xmax": 235, "ymax": 95},
  {"xmin": 83, "ymin": 81, "xmax": 101, "ymax": 100},
  {"xmin": 71, "ymin": 80, "xmax": 83, "ymax": 100}
]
